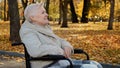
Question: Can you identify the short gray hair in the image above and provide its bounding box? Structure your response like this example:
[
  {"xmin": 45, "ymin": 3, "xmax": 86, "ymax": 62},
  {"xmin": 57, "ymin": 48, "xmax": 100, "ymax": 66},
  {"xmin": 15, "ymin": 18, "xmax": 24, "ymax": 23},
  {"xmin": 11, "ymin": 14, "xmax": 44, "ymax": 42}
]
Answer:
[{"xmin": 24, "ymin": 3, "xmax": 43, "ymax": 22}]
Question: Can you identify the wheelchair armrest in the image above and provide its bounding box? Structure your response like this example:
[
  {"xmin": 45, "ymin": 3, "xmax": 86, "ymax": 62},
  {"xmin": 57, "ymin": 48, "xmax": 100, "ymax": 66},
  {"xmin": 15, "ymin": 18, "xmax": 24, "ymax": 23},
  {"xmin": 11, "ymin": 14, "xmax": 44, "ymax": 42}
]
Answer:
[
  {"xmin": 30, "ymin": 55, "xmax": 66, "ymax": 61},
  {"xmin": 74, "ymin": 49, "xmax": 84, "ymax": 54},
  {"xmin": 30, "ymin": 49, "xmax": 89, "ymax": 60},
  {"xmin": 74, "ymin": 49, "xmax": 90, "ymax": 60},
  {"xmin": 12, "ymin": 42, "xmax": 90, "ymax": 60},
  {"xmin": 12, "ymin": 42, "xmax": 23, "ymax": 46}
]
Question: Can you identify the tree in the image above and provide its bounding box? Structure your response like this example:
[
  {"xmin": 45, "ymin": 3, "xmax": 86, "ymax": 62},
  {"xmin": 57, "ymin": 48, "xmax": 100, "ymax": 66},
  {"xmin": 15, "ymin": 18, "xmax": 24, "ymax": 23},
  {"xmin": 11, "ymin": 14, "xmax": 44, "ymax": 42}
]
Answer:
[
  {"xmin": 61, "ymin": 0, "xmax": 68, "ymax": 27},
  {"xmin": 45, "ymin": 0, "xmax": 50, "ymax": 15},
  {"xmin": 58, "ymin": 0, "xmax": 62, "ymax": 24},
  {"xmin": 107, "ymin": 0, "xmax": 115, "ymax": 30},
  {"xmin": 4, "ymin": 0, "xmax": 6, "ymax": 20},
  {"xmin": 6, "ymin": 10, "xmax": 9, "ymax": 20},
  {"xmin": 21, "ymin": 0, "xmax": 28, "ymax": 9},
  {"xmin": 21, "ymin": 0, "xmax": 28, "ymax": 23},
  {"xmin": 30, "ymin": 0, "xmax": 35, "ymax": 3},
  {"xmin": 69, "ymin": 0, "xmax": 79, "ymax": 23},
  {"xmin": 7, "ymin": 0, "xmax": 21, "ymax": 43},
  {"xmin": 81, "ymin": 0, "xmax": 90, "ymax": 23}
]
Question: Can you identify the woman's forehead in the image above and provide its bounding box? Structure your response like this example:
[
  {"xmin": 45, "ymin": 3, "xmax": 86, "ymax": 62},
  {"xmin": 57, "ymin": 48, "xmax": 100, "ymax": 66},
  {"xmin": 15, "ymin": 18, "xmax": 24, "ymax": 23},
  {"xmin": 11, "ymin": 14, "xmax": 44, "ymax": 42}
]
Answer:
[
  {"xmin": 30, "ymin": 4, "xmax": 44, "ymax": 12},
  {"xmin": 38, "ymin": 7, "xmax": 46, "ymax": 12}
]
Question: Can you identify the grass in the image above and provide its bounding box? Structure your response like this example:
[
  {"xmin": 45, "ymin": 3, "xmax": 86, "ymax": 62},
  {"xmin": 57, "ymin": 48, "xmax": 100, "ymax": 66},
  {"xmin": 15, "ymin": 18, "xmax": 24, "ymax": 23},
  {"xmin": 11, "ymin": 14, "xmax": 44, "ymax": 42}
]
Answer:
[{"xmin": 0, "ymin": 21, "xmax": 120, "ymax": 65}]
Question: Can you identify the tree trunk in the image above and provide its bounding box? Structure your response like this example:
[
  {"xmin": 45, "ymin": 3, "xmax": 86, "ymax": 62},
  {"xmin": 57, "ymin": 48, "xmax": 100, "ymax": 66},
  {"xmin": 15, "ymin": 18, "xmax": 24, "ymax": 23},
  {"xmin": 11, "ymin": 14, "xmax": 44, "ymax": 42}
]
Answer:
[
  {"xmin": 58, "ymin": 0, "xmax": 62, "ymax": 24},
  {"xmin": 69, "ymin": 0, "xmax": 78, "ymax": 23},
  {"xmin": 81, "ymin": 0, "xmax": 90, "ymax": 23},
  {"xmin": 107, "ymin": 0, "xmax": 115, "ymax": 30},
  {"xmin": 4, "ymin": 0, "xmax": 6, "ymax": 20},
  {"xmin": 32, "ymin": 0, "xmax": 35, "ymax": 3},
  {"xmin": 45, "ymin": 0, "xmax": 50, "ymax": 20},
  {"xmin": 45, "ymin": 0, "xmax": 50, "ymax": 14},
  {"xmin": 6, "ymin": 10, "xmax": 9, "ymax": 20},
  {"xmin": 30, "ymin": 0, "xmax": 35, "ymax": 3},
  {"xmin": 21, "ymin": 0, "xmax": 28, "ymax": 9},
  {"xmin": 61, "ymin": 0, "xmax": 68, "ymax": 27},
  {"xmin": 21, "ymin": 0, "xmax": 28, "ymax": 23},
  {"xmin": 7, "ymin": 0, "xmax": 21, "ymax": 43}
]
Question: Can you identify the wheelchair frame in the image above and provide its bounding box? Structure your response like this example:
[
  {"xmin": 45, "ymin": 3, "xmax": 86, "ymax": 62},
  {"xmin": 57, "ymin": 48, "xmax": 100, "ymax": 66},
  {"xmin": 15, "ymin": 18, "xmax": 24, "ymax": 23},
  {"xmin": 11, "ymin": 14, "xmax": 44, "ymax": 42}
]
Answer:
[{"xmin": 12, "ymin": 42, "xmax": 89, "ymax": 68}]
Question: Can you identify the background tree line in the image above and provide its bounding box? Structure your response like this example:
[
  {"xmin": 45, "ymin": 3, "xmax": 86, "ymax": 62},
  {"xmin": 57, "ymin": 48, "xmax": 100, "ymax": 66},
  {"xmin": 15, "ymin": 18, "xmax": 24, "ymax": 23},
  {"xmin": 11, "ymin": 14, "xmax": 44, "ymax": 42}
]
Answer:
[{"xmin": 0, "ymin": 0, "xmax": 119, "ymax": 43}]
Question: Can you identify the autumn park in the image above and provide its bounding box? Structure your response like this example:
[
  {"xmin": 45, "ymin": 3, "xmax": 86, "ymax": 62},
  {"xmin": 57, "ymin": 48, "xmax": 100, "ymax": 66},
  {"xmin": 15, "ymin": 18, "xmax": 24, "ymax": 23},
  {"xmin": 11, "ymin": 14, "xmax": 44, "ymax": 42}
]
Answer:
[{"xmin": 0, "ymin": 0, "xmax": 120, "ymax": 68}]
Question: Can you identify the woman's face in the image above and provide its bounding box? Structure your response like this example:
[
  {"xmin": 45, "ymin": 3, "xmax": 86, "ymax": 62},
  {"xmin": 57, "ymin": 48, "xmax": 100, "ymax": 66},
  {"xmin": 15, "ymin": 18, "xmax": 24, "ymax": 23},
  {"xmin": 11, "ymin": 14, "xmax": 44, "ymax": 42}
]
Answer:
[{"xmin": 30, "ymin": 7, "xmax": 49, "ymax": 26}]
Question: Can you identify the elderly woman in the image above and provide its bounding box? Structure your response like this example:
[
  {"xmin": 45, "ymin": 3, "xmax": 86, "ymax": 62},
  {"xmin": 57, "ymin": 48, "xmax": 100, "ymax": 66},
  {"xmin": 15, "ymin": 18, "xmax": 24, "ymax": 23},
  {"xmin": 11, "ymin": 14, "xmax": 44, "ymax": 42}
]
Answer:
[
  {"xmin": 20, "ymin": 3, "xmax": 73, "ymax": 68},
  {"xmin": 20, "ymin": 3, "xmax": 103, "ymax": 68}
]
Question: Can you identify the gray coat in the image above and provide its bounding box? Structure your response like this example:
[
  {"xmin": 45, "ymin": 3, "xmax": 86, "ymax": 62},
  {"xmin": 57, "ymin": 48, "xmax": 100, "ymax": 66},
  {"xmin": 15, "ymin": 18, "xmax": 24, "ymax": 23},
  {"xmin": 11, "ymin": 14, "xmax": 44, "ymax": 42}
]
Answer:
[{"xmin": 19, "ymin": 20, "xmax": 73, "ymax": 68}]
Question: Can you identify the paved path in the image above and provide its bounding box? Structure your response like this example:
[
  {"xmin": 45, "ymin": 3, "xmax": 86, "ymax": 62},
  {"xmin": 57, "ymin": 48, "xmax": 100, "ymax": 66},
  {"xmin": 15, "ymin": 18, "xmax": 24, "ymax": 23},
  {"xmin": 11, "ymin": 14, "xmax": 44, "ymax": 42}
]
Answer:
[
  {"xmin": 0, "ymin": 50, "xmax": 25, "ymax": 68},
  {"xmin": 0, "ymin": 50, "xmax": 120, "ymax": 68},
  {"xmin": 0, "ymin": 59, "xmax": 25, "ymax": 68}
]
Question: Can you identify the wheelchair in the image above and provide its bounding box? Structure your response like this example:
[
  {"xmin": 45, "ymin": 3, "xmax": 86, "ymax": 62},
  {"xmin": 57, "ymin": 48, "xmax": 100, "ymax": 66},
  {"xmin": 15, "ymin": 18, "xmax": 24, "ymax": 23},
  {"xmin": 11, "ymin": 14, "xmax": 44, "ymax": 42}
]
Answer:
[{"xmin": 12, "ymin": 42, "xmax": 102, "ymax": 68}]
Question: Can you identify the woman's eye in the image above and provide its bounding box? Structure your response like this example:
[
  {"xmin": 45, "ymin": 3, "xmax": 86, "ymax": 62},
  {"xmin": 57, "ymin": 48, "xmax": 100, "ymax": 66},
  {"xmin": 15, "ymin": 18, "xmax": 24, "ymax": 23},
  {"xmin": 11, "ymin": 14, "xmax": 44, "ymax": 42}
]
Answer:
[{"xmin": 42, "ymin": 12, "xmax": 45, "ymax": 14}]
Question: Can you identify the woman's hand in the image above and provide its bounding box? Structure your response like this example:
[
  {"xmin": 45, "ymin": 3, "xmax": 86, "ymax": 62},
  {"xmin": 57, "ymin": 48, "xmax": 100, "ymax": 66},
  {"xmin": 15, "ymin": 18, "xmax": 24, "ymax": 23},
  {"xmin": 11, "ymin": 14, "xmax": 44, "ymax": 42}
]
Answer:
[{"xmin": 63, "ymin": 47, "xmax": 72, "ymax": 58}]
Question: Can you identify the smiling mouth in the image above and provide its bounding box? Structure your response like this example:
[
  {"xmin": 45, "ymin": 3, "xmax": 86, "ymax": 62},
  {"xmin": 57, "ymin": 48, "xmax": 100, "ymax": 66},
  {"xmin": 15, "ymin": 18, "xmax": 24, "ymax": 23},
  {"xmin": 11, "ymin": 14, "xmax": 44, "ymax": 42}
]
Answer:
[{"xmin": 44, "ymin": 18, "xmax": 48, "ymax": 20}]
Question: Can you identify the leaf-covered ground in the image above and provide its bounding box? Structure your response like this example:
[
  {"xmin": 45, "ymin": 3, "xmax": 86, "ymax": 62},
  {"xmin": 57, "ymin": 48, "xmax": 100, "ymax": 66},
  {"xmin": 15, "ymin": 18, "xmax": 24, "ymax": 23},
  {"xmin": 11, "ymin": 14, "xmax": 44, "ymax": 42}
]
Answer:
[{"xmin": 0, "ymin": 21, "xmax": 120, "ymax": 65}]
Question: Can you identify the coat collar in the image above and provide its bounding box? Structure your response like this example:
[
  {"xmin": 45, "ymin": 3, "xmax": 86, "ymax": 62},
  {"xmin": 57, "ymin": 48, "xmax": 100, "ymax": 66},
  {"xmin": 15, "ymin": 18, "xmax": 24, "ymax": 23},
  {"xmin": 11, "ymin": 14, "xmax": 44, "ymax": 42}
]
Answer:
[{"xmin": 22, "ymin": 20, "xmax": 56, "ymax": 38}]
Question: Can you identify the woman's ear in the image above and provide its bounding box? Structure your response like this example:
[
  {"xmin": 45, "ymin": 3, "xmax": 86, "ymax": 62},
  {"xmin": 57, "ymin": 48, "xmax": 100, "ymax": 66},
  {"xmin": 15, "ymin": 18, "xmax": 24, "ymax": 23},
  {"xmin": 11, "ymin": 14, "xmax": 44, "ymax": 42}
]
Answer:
[{"xmin": 30, "ymin": 16, "xmax": 35, "ymax": 22}]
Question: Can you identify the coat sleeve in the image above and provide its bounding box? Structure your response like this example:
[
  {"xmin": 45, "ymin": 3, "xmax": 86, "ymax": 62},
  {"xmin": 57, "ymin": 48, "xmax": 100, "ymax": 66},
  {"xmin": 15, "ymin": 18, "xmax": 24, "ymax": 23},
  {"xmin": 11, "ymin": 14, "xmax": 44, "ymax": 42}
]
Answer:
[
  {"xmin": 20, "ymin": 29, "xmax": 64, "ymax": 57},
  {"xmin": 57, "ymin": 36, "xmax": 73, "ymax": 52}
]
